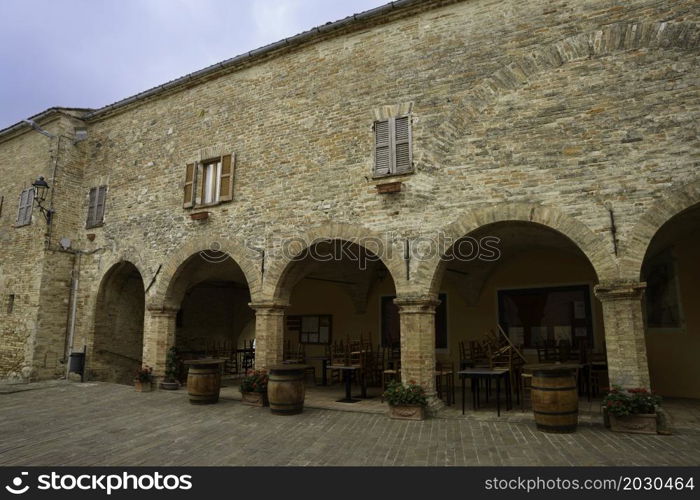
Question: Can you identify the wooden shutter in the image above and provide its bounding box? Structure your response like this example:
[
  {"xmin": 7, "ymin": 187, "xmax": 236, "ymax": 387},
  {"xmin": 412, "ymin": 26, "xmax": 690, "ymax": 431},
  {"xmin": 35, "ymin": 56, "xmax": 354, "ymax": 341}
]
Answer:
[
  {"xmin": 86, "ymin": 187, "xmax": 97, "ymax": 227},
  {"xmin": 196, "ymin": 163, "xmax": 205, "ymax": 206},
  {"xmin": 16, "ymin": 188, "xmax": 33, "ymax": 226},
  {"xmin": 183, "ymin": 163, "xmax": 196, "ymax": 208},
  {"xmin": 374, "ymin": 120, "xmax": 391, "ymax": 176},
  {"xmin": 218, "ymin": 153, "xmax": 234, "ymax": 202},
  {"xmin": 95, "ymin": 186, "xmax": 107, "ymax": 225},
  {"xmin": 394, "ymin": 115, "xmax": 412, "ymax": 174}
]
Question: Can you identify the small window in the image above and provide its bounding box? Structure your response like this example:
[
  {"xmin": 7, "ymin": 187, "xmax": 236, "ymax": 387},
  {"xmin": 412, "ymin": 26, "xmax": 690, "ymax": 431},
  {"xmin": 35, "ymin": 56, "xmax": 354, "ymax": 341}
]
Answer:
[
  {"xmin": 86, "ymin": 186, "xmax": 107, "ymax": 228},
  {"xmin": 287, "ymin": 315, "xmax": 332, "ymax": 345},
  {"xmin": 0, "ymin": 195, "xmax": 4, "ymax": 217},
  {"xmin": 7, "ymin": 294, "xmax": 15, "ymax": 314},
  {"xmin": 183, "ymin": 154, "xmax": 234, "ymax": 208},
  {"xmin": 373, "ymin": 115, "xmax": 412, "ymax": 177},
  {"xmin": 15, "ymin": 188, "xmax": 34, "ymax": 226}
]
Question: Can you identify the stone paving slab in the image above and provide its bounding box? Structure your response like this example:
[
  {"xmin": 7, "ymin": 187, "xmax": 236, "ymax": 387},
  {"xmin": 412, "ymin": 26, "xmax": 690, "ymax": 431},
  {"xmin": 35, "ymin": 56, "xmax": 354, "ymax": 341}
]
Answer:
[{"xmin": 0, "ymin": 382, "xmax": 698, "ymax": 466}]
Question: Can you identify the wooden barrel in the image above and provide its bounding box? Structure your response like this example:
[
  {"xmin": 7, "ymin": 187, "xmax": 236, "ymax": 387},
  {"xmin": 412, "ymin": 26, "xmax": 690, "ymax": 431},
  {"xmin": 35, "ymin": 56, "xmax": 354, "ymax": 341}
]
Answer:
[
  {"xmin": 186, "ymin": 361, "xmax": 223, "ymax": 405},
  {"xmin": 531, "ymin": 368, "xmax": 578, "ymax": 433},
  {"xmin": 268, "ymin": 364, "xmax": 307, "ymax": 415}
]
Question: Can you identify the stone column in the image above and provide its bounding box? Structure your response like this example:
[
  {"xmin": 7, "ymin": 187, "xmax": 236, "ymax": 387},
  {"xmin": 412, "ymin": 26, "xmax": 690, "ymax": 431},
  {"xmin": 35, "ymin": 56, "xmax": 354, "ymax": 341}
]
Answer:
[
  {"xmin": 249, "ymin": 301, "xmax": 288, "ymax": 370},
  {"xmin": 395, "ymin": 296, "xmax": 442, "ymax": 411},
  {"xmin": 142, "ymin": 307, "xmax": 177, "ymax": 380},
  {"xmin": 594, "ymin": 281, "xmax": 651, "ymax": 389}
]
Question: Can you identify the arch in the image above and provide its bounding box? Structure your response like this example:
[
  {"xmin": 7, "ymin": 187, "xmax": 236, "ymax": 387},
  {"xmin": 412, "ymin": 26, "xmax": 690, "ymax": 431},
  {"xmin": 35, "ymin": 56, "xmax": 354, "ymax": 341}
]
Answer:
[
  {"xmin": 89, "ymin": 260, "xmax": 145, "ymax": 384},
  {"xmin": 433, "ymin": 21, "xmax": 700, "ymax": 157},
  {"xmin": 416, "ymin": 202, "xmax": 618, "ymax": 296},
  {"xmin": 263, "ymin": 222, "xmax": 407, "ymax": 302},
  {"xmin": 622, "ymin": 178, "xmax": 700, "ymax": 281},
  {"xmin": 148, "ymin": 235, "xmax": 262, "ymax": 309}
]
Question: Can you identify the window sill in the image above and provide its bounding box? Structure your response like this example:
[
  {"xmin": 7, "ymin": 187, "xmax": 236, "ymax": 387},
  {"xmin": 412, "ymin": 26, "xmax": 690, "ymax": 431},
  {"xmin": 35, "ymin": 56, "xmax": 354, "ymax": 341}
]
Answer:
[
  {"xmin": 369, "ymin": 171, "xmax": 414, "ymax": 183},
  {"xmin": 86, "ymin": 223, "xmax": 104, "ymax": 230}
]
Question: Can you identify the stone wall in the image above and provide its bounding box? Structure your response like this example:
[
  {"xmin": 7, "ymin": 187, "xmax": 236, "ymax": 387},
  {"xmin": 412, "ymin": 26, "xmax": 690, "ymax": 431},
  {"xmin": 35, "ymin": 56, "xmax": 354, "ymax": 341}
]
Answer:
[{"xmin": 0, "ymin": 0, "xmax": 698, "ymax": 392}]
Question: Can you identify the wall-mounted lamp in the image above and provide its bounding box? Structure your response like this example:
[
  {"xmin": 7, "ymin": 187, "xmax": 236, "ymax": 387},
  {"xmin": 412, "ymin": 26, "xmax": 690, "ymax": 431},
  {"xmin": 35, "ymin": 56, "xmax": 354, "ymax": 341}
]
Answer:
[{"xmin": 32, "ymin": 176, "xmax": 54, "ymax": 224}]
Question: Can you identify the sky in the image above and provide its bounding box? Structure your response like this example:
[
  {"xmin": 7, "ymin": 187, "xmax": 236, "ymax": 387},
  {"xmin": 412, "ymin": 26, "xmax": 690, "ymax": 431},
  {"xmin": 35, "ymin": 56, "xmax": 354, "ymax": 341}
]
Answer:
[{"xmin": 0, "ymin": 0, "xmax": 388, "ymax": 129}]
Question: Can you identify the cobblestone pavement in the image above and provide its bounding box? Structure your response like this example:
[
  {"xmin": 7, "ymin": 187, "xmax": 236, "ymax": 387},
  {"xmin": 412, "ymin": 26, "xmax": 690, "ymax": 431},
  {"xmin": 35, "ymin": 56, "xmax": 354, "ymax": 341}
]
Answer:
[{"xmin": 1, "ymin": 382, "xmax": 699, "ymax": 466}]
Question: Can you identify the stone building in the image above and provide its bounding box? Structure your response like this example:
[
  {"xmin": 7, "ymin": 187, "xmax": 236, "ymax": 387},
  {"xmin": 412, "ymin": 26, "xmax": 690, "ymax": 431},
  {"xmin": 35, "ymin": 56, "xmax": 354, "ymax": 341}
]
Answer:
[{"xmin": 0, "ymin": 0, "xmax": 698, "ymax": 401}]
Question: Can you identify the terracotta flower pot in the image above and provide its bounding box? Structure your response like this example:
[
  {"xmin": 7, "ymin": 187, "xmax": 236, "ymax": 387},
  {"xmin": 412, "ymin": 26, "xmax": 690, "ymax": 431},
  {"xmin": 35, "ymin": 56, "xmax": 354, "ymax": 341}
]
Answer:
[
  {"xmin": 134, "ymin": 379, "xmax": 152, "ymax": 393},
  {"xmin": 241, "ymin": 391, "xmax": 269, "ymax": 407},
  {"xmin": 609, "ymin": 413, "xmax": 657, "ymax": 434},
  {"xmin": 388, "ymin": 404, "xmax": 426, "ymax": 421}
]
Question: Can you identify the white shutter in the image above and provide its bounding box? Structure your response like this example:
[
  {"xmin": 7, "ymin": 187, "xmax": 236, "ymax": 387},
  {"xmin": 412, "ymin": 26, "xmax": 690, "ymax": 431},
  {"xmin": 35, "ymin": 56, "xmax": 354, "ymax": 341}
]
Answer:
[{"xmin": 374, "ymin": 120, "xmax": 391, "ymax": 176}]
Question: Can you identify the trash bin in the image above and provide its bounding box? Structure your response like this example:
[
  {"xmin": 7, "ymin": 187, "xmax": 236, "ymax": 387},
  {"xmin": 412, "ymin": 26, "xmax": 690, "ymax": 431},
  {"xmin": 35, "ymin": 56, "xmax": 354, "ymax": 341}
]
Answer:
[{"xmin": 68, "ymin": 352, "xmax": 85, "ymax": 376}]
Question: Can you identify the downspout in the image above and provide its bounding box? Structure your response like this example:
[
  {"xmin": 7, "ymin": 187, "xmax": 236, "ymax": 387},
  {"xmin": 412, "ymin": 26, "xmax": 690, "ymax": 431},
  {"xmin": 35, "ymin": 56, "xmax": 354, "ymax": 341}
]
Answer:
[
  {"xmin": 64, "ymin": 252, "xmax": 81, "ymax": 370},
  {"xmin": 46, "ymin": 134, "xmax": 61, "ymax": 248}
]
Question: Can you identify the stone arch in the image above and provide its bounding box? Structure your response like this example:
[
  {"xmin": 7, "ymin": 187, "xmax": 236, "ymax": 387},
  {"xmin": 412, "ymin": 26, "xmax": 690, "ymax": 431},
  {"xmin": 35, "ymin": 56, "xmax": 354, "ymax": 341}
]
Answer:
[
  {"xmin": 622, "ymin": 178, "xmax": 700, "ymax": 281},
  {"xmin": 148, "ymin": 235, "xmax": 262, "ymax": 309},
  {"xmin": 88, "ymin": 260, "xmax": 145, "ymax": 383},
  {"xmin": 416, "ymin": 202, "xmax": 618, "ymax": 296},
  {"xmin": 263, "ymin": 221, "xmax": 407, "ymax": 302},
  {"xmin": 434, "ymin": 21, "xmax": 700, "ymax": 156}
]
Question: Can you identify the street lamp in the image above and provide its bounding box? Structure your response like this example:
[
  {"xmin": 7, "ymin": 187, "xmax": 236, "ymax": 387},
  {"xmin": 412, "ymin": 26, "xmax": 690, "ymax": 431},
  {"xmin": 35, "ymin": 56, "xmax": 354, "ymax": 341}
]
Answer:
[{"xmin": 31, "ymin": 176, "xmax": 53, "ymax": 224}]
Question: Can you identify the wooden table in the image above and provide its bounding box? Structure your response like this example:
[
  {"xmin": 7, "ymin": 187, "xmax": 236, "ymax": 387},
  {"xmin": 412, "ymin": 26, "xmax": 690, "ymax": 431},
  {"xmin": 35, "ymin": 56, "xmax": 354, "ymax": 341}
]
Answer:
[
  {"xmin": 458, "ymin": 368, "xmax": 511, "ymax": 417},
  {"xmin": 327, "ymin": 364, "xmax": 362, "ymax": 403}
]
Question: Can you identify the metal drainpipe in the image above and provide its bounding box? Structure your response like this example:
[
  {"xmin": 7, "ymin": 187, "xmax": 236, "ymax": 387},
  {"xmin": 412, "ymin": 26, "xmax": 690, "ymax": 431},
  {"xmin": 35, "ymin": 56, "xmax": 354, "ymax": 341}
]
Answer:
[
  {"xmin": 64, "ymin": 252, "xmax": 81, "ymax": 373},
  {"xmin": 45, "ymin": 134, "xmax": 61, "ymax": 248},
  {"xmin": 62, "ymin": 247, "xmax": 103, "ymax": 376}
]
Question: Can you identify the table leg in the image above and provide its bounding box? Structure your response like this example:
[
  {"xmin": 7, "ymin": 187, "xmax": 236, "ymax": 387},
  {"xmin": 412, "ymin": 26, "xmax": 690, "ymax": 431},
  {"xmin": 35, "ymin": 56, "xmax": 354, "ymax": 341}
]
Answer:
[
  {"xmin": 496, "ymin": 375, "xmax": 501, "ymax": 417},
  {"xmin": 473, "ymin": 376, "xmax": 479, "ymax": 410},
  {"xmin": 461, "ymin": 375, "xmax": 466, "ymax": 415},
  {"xmin": 505, "ymin": 373, "xmax": 512, "ymax": 411},
  {"xmin": 336, "ymin": 370, "xmax": 359, "ymax": 403},
  {"xmin": 321, "ymin": 359, "xmax": 328, "ymax": 386}
]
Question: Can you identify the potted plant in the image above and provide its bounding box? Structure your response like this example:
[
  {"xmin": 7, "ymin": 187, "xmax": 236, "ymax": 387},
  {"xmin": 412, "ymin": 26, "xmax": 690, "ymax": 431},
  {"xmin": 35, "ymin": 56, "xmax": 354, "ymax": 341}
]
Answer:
[
  {"xmin": 382, "ymin": 380, "xmax": 428, "ymax": 421},
  {"xmin": 602, "ymin": 386, "xmax": 663, "ymax": 434},
  {"xmin": 239, "ymin": 370, "xmax": 269, "ymax": 407},
  {"xmin": 160, "ymin": 346, "xmax": 180, "ymax": 390},
  {"xmin": 134, "ymin": 366, "xmax": 153, "ymax": 393}
]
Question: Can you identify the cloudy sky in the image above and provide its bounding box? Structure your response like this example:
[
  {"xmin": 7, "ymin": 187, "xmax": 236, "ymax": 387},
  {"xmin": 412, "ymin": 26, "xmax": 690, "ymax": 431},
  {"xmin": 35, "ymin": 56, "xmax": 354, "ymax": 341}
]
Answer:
[{"xmin": 0, "ymin": 0, "xmax": 387, "ymax": 129}]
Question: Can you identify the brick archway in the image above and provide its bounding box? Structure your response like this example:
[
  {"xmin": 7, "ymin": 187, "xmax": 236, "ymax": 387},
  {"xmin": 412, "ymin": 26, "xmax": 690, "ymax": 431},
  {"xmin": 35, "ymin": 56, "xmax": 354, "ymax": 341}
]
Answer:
[
  {"xmin": 622, "ymin": 178, "xmax": 700, "ymax": 281},
  {"xmin": 432, "ymin": 21, "xmax": 700, "ymax": 155},
  {"xmin": 263, "ymin": 222, "xmax": 407, "ymax": 303},
  {"xmin": 148, "ymin": 235, "xmax": 262, "ymax": 310},
  {"xmin": 415, "ymin": 202, "xmax": 618, "ymax": 297}
]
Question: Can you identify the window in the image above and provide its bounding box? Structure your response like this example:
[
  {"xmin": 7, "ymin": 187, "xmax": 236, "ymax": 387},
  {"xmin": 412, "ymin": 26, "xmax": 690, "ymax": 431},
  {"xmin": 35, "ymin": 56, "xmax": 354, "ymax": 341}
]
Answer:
[
  {"xmin": 0, "ymin": 195, "xmax": 4, "ymax": 217},
  {"xmin": 374, "ymin": 115, "xmax": 412, "ymax": 177},
  {"xmin": 15, "ymin": 188, "xmax": 34, "ymax": 226},
  {"xmin": 497, "ymin": 285, "xmax": 593, "ymax": 349},
  {"xmin": 643, "ymin": 249, "xmax": 683, "ymax": 330},
  {"xmin": 381, "ymin": 294, "xmax": 447, "ymax": 349},
  {"xmin": 7, "ymin": 294, "xmax": 15, "ymax": 314},
  {"xmin": 183, "ymin": 154, "xmax": 234, "ymax": 208},
  {"xmin": 86, "ymin": 186, "xmax": 107, "ymax": 228},
  {"xmin": 286, "ymin": 315, "xmax": 332, "ymax": 345}
]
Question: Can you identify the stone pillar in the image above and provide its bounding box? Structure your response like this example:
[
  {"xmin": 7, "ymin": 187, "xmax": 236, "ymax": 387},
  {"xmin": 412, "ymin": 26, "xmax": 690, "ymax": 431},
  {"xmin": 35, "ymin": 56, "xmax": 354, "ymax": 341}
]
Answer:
[
  {"xmin": 249, "ymin": 302, "xmax": 288, "ymax": 371},
  {"xmin": 395, "ymin": 296, "xmax": 442, "ymax": 411},
  {"xmin": 594, "ymin": 281, "xmax": 651, "ymax": 389},
  {"xmin": 142, "ymin": 307, "xmax": 177, "ymax": 379}
]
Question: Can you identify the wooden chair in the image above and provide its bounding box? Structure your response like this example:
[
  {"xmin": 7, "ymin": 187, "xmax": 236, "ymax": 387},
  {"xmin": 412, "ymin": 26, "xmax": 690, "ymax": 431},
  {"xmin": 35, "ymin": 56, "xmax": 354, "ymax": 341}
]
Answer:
[{"xmin": 435, "ymin": 361, "xmax": 455, "ymax": 405}]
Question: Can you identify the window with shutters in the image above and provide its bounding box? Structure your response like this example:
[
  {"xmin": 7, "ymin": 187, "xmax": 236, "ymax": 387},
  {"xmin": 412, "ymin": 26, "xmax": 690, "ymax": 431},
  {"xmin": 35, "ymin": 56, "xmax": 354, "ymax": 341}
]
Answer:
[
  {"xmin": 86, "ymin": 186, "xmax": 107, "ymax": 228},
  {"xmin": 183, "ymin": 153, "xmax": 234, "ymax": 209},
  {"xmin": 15, "ymin": 188, "xmax": 34, "ymax": 227},
  {"xmin": 373, "ymin": 115, "xmax": 413, "ymax": 177}
]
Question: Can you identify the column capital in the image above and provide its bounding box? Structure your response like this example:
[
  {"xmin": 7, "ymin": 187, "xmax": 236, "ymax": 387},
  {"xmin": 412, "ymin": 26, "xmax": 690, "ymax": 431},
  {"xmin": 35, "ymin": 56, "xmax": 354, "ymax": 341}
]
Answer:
[
  {"xmin": 145, "ymin": 305, "xmax": 179, "ymax": 317},
  {"xmin": 394, "ymin": 295, "xmax": 440, "ymax": 314},
  {"xmin": 594, "ymin": 281, "xmax": 646, "ymax": 301},
  {"xmin": 249, "ymin": 301, "xmax": 289, "ymax": 313}
]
